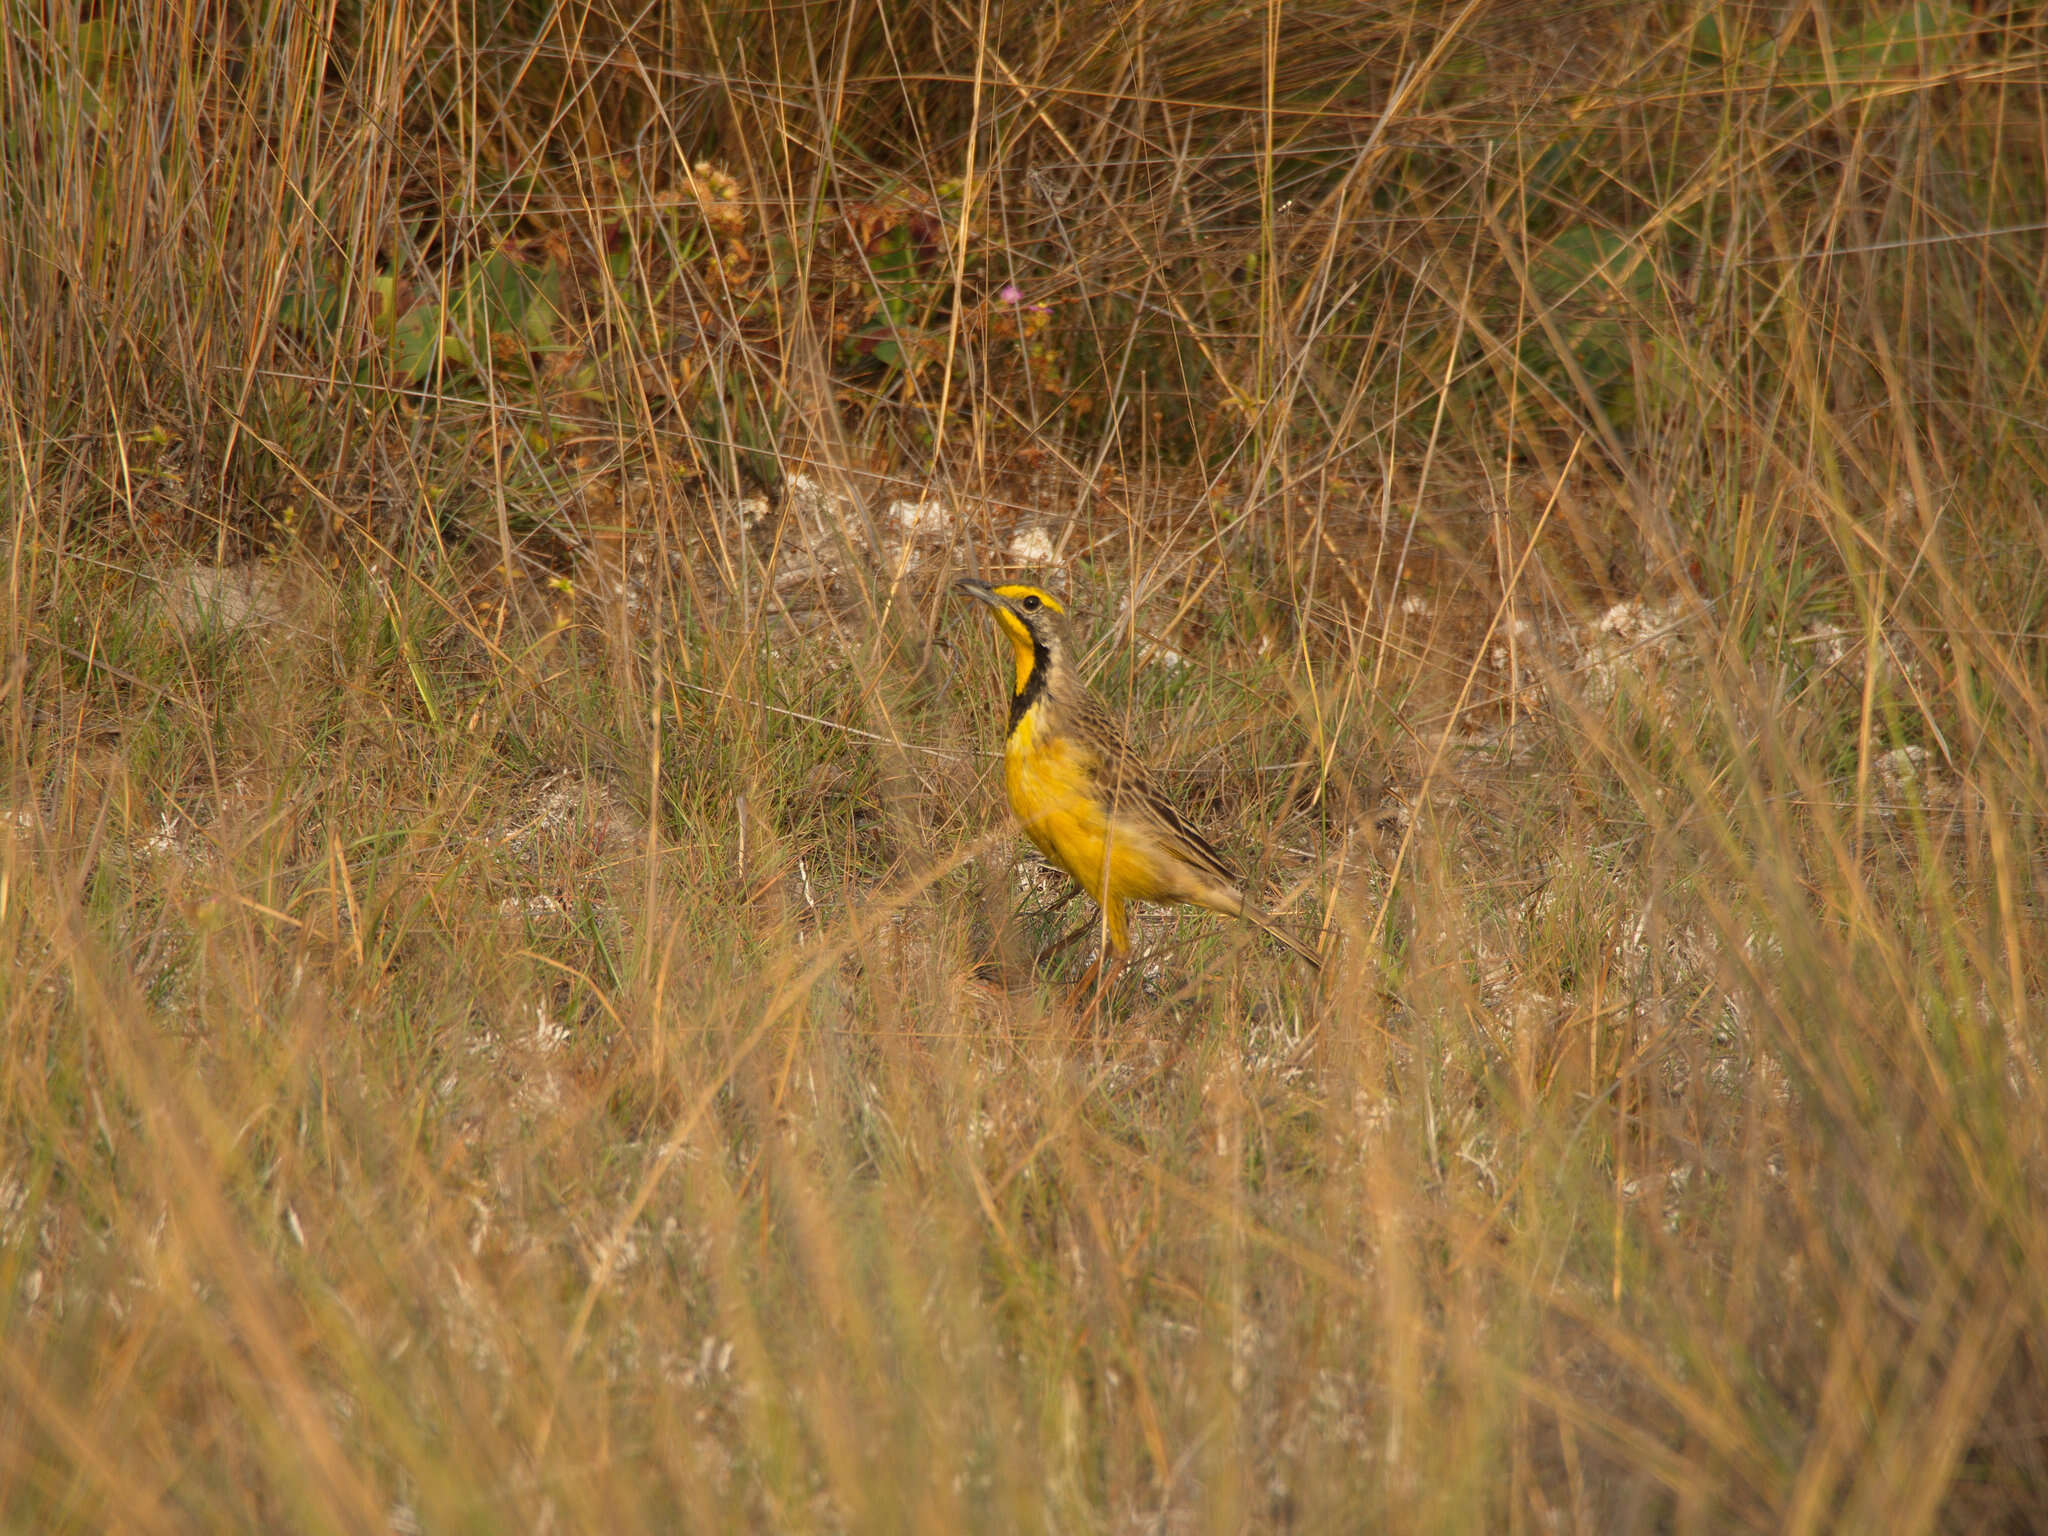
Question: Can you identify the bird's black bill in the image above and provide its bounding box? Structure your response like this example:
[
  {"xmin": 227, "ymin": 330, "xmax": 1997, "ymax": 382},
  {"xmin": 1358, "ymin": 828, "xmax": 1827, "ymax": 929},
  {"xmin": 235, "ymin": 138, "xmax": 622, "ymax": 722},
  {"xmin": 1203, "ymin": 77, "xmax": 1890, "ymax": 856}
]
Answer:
[{"xmin": 954, "ymin": 577, "xmax": 1003, "ymax": 610}]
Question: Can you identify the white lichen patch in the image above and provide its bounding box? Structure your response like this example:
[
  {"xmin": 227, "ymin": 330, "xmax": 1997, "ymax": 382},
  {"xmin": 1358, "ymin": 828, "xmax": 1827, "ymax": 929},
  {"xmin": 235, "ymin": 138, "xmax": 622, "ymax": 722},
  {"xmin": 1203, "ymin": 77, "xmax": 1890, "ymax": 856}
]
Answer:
[
  {"xmin": 1801, "ymin": 621, "xmax": 1922, "ymax": 686},
  {"xmin": 487, "ymin": 773, "xmax": 642, "ymax": 864},
  {"xmin": 783, "ymin": 471, "xmax": 855, "ymax": 534},
  {"xmin": 1873, "ymin": 744, "xmax": 1952, "ymax": 812},
  {"xmin": 1006, "ymin": 525, "xmax": 1058, "ymax": 567},
  {"xmin": 136, "ymin": 810, "xmax": 191, "ymax": 862},
  {"xmin": 771, "ymin": 553, "xmax": 832, "ymax": 593},
  {"xmin": 885, "ymin": 498, "xmax": 952, "ymax": 536},
  {"xmin": 1580, "ymin": 597, "xmax": 1688, "ymax": 705},
  {"xmin": 496, "ymin": 893, "xmax": 571, "ymax": 921}
]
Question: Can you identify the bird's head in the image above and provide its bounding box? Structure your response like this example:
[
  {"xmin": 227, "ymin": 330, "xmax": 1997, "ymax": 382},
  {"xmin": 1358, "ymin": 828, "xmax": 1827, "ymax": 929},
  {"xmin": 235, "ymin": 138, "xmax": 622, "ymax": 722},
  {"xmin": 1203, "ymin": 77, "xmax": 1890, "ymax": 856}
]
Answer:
[{"xmin": 953, "ymin": 577, "xmax": 1069, "ymax": 698}]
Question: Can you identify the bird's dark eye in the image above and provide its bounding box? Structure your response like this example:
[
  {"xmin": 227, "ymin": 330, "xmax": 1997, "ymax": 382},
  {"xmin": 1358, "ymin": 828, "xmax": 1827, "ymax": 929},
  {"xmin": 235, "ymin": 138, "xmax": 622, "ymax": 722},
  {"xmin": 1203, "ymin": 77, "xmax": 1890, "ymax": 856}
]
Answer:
[{"xmin": 1021, "ymin": 594, "xmax": 1041, "ymax": 611}]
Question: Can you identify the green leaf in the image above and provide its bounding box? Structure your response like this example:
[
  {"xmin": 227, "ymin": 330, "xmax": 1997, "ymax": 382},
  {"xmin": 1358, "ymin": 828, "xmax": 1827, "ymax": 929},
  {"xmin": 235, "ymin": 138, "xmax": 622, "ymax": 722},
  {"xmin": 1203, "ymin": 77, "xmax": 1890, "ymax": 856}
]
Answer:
[
  {"xmin": 1831, "ymin": 2, "xmax": 1968, "ymax": 77},
  {"xmin": 388, "ymin": 304, "xmax": 442, "ymax": 381},
  {"xmin": 1528, "ymin": 224, "xmax": 1662, "ymax": 423}
]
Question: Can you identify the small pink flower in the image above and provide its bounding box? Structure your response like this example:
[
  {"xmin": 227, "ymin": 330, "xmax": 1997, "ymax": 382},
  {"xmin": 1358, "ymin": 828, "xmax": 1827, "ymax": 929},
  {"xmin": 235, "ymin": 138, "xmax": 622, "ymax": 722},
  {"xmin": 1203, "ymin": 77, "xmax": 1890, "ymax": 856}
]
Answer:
[{"xmin": 998, "ymin": 283, "xmax": 1024, "ymax": 305}]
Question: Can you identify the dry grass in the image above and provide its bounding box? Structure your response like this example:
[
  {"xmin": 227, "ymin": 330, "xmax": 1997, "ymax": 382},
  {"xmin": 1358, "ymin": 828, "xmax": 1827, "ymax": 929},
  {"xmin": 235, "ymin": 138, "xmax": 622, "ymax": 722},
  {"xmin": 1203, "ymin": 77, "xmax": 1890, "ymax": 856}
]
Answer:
[{"xmin": 5, "ymin": 2, "xmax": 2048, "ymax": 1529}]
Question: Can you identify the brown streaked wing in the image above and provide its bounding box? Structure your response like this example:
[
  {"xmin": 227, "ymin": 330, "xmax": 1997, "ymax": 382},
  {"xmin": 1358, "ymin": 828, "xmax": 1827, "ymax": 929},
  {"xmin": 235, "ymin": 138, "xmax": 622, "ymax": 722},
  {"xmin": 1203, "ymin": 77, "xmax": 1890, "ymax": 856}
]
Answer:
[{"xmin": 1073, "ymin": 690, "xmax": 1241, "ymax": 889}]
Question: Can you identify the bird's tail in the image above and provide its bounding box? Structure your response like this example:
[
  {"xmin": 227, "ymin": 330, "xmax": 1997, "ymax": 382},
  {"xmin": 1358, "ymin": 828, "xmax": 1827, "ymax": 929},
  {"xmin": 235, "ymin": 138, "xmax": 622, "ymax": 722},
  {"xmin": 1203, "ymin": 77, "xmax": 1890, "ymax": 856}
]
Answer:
[{"xmin": 1247, "ymin": 908, "xmax": 1324, "ymax": 971}]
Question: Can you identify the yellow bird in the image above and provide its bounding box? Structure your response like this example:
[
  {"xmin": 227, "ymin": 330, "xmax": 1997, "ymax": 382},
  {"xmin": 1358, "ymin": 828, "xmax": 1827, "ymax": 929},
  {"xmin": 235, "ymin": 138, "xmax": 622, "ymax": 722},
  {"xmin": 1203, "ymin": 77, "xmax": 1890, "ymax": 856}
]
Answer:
[{"xmin": 955, "ymin": 577, "xmax": 1322, "ymax": 1002}]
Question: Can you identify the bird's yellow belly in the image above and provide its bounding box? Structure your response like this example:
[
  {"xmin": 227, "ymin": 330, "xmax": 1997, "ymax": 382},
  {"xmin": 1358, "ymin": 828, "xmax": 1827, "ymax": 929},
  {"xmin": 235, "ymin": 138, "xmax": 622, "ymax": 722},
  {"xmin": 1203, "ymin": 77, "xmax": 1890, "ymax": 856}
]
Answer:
[{"xmin": 1004, "ymin": 711, "xmax": 1169, "ymax": 904}]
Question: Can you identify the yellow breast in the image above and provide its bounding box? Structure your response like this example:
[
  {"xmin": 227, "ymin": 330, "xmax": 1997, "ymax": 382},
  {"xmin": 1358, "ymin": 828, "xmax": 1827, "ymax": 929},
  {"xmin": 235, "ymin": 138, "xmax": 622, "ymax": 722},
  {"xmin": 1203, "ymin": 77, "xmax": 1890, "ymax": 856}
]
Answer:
[{"xmin": 1004, "ymin": 705, "xmax": 1173, "ymax": 905}]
